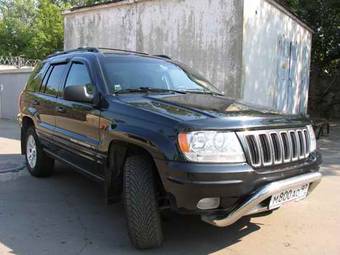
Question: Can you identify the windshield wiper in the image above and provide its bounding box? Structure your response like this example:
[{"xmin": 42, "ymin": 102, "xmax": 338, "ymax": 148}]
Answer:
[
  {"xmin": 183, "ymin": 89, "xmax": 224, "ymax": 96},
  {"xmin": 114, "ymin": 87, "xmax": 187, "ymax": 94}
]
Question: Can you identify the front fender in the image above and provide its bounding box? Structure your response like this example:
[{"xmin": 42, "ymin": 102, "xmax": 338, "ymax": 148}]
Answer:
[{"xmin": 98, "ymin": 118, "xmax": 181, "ymax": 161}]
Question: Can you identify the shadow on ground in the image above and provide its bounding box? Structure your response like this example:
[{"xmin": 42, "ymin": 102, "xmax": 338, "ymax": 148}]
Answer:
[{"xmin": 0, "ymin": 162, "xmax": 260, "ymax": 255}]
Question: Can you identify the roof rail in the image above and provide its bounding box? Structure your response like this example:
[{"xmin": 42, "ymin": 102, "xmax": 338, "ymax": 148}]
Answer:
[
  {"xmin": 47, "ymin": 47, "xmax": 99, "ymax": 58},
  {"xmin": 97, "ymin": 47, "xmax": 148, "ymax": 55},
  {"xmin": 47, "ymin": 47, "xmax": 149, "ymax": 58}
]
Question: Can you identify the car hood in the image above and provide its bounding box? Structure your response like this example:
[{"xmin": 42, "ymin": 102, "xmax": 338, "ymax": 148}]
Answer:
[{"xmin": 116, "ymin": 93, "xmax": 309, "ymax": 129}]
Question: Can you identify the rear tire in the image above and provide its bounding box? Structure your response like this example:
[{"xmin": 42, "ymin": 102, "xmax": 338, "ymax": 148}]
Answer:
[
  {"xmin": 24, "ymin": 127, "xmax": 54, "ymax": 177},
  {"xmin": 123, "ymin": 155, "xmax": 163, "ymax": 249}
]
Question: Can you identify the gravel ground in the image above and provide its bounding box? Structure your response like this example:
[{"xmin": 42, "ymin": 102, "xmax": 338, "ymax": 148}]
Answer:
[{"xmin": 0, "ymin": 119, "xmax": 339, "ymax": 255}]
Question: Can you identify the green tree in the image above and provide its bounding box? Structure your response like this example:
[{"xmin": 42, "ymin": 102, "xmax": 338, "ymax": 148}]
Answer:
[
  {"xmin": 28, "ymin": 0, "xmax": 64, "ymax": 59},
  {"xmin": 0, "ymin": 0, "xmax": 37, "ymax": 57},
  {"xmin": 0, "ymin": 0, "xmax": 114, "ymax": 59},
  {"xmin": 0, "ymin": 0, "xmax": 64, "ymax": 59},
  {"xmin": 280, "ymin": 0, "xmax": 339, "ymax": 75}
]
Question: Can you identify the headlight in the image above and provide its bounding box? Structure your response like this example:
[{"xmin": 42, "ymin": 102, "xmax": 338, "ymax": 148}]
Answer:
[
  {"xmin": 307, "ymin": 125, "xmax": 317, "ymax": 152},
  {"xmin": 178, "ymin": 131, "xmax": 246, "ymax": 163}
]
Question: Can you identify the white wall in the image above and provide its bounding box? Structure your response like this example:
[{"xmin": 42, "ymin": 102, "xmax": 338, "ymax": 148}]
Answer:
[
  {"xmin": 0, "ymin": 69, "xmax": 32, "ymax": 120},
  {"xmin": 242, "ymin": 0, "xmax": 312, "ymax": 114},
  {"xmin": 64, "ymin": 0, "xmax": 244, "ymax": 98},
  {"xmin": 64, "ymin": 2, "xmax": 138, "ymax": 51},
  {"xmin": 64, "ymin": 0, "xmax": 312, "ymax": 114}
]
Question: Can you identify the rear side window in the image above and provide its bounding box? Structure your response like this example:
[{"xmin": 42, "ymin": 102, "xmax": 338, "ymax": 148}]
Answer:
[
  {"xmin": 43, "ymin": 64, "xmax": 67, "ymax": 96},
  {"xmin": 64, "ymin": 63, "xmax": 95, "ymax": 95},
  {"xmin": 25, "ymin": 62, "xmax": 48, "ymax": 92},
  {"xmin": 40, "ymin": 65, "xmax": 52, "ymax": 92}
]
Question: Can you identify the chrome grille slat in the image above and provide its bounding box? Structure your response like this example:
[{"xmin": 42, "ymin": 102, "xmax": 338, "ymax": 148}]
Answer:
[
  {"xmin": 297, "ymin": 130, "xmax": 302, "ymax": 158},
  {"xmin": 244, "ymin": 135, "xmax": 261, "ymax": 167},
  {"xmin": 237, "ymin": 127, "xmax": 312, "ymax": 168},
  {"xmin": 276, "ymin": 132, "xmax": 285, "ymax": 164},
  {"xmin": 267, "ymin": 133, "xmax": 275, "ymax": 165},
  {"xmin": 255, "ymin": 134, "xmax": 264, "ymax": 166},
  {"xmin": 258, "ymin": 134, "xmax": 272, "ymax": 166},
  {"xmin": 304, "ymin": 129, "xmax": 309, "ymax": 155},
  {"xmin": 270, "ymin": 132, "xmax": 283, "ymax": 164},
  {"xmin": 281, "ymin": 131, "xmax": 291, "ymax": 163},
  {"xmin": 298, "ymin": 129, "xmax": 307, "ymax": 158},
  {"xmin": 290, "ymin": 130, "xmax": 299, "ymax": 161},
  {"xmin": 254, "ymin": 134, "xmax": 263, "ymax": 167}
]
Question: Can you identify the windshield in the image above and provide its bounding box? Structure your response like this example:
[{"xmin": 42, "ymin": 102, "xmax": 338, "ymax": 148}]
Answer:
[{"xmin": 101, "ymin": 55, "xmax": 221, "ymax": 94}]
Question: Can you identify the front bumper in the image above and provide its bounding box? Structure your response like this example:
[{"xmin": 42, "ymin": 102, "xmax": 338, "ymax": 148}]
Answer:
[
  {"xmin": 202, "ymin": 172, "xmax": 322, "ymax": 227},
  {"xmin": 155, "ymin": 151, "xmax": 322, "ymax": 214}
]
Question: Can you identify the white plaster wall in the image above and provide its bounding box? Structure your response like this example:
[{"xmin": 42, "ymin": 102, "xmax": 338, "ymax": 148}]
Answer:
[
  {"xmin": 64, "ymin": 2, "xmax": 137, "ymax": 50},
  {"xmin": 64, "ymin": 0, "xmax": 244, "ymax": 98},
  {"xmin": 242, "ymin": 0, "xmax": 312, "ymax": 114},
  {"xmin": 0, "ymin": 69, "xmax": 32, "ymax": 120},
  {"xmin": 135, "ymin": 0, "xmax": 243, "ymax": 97}
]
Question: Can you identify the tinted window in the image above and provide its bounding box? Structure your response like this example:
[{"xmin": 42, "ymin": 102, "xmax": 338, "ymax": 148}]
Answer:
[
  {"xmin": 26, "ymin": 62, "xmax": 48, "ymax": 92},
  {"xmin": 44, "ymin": 64, "xmax": 66, "ymax": 96},
  {"xmin": 102, "ymin": 56, "xmax": 220, "ymax": 94},
  {"xmin": 40, "ymin": 65, "xmax": 52, "ymax": 92},
  {"xmin": 65, "ymin": 63, "xmax": 94, "ymax": 95}
]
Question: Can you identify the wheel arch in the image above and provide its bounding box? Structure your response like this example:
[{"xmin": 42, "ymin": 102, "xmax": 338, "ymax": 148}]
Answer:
[
  {"xmin": 104, "ymin": 139, "xmax": 165, "ymax": 203},
  {"xmin": 21, "ymin": 116, "xmax": 35, "ymax": 155}
]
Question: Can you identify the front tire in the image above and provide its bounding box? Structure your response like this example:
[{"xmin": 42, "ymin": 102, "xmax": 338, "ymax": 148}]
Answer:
[
  {"xmin": 24, "ymin": 127, "xmax": 54, "ymax": 177},
  {"xmin": 123, "ymin": 155, "xmax": 163, "ymax": 249}
]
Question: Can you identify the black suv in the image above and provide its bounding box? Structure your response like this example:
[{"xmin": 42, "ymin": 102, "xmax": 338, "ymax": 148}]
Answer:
[{"xmin": 18, "ymin": 47, "xmax": 322, "ymax": 249}]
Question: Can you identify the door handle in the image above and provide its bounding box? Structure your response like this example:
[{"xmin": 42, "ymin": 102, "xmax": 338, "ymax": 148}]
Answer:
[
  {"xmin": 32, "ymin": 99, "xmax": 40, "ymax": 106},
  {"xmin": 56, "ymin": 106, "xmax": 66, "ymax": 113}
]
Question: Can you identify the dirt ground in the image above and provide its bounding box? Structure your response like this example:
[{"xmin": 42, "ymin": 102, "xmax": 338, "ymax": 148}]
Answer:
[{"xmin": 0, "ymin": 119, "xmax": 339, "ymax": 255}]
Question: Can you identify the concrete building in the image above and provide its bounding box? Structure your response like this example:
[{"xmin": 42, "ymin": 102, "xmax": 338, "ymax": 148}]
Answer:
[
  {"xmin": 0, "ymin": 68, "xmax": 33, "ymax": 120},
  {"xmin": 63, "ymin": 0, "xmax": 313, "ymax": 114}
]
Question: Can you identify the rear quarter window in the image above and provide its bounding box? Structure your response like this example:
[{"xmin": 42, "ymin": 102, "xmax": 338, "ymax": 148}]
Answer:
[
  {"xmin": 25, "ymin": 62, "xmax": 49, "ymax": 92},
  {"xmin": 42, "ymin": 64, "xmax": 67, "ymax": 96}
]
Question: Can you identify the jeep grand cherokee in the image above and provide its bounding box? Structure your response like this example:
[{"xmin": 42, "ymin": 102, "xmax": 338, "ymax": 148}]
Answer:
[{"xmin": 18, "ymin": 47, "xmax": 322, "ymax": 249}]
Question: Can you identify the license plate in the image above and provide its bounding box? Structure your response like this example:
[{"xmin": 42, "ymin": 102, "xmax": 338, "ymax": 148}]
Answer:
[{"xmin": 269, "ymin": 183, "xmax": 309, "ymax": 210}]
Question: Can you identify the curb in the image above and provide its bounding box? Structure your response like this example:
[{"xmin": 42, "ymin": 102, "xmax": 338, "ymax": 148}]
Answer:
[
  {"xmin": 0, "ymin": 166, "xmax": 28, "ymax": 182},
  {"xmin": 0, "ymin": 162, "xmax": 28, "ymax": 182},
  {"xmin": 0, "ymin": 163, "xmax": 26, "ymax": 174}
]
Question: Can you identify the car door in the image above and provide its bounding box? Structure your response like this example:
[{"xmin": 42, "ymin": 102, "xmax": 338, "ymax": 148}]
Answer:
[
  {"xmin": 54, "ymin": 59, "xmax": 102, "ymax": 179},
  {"xmin": 32, "ymin": 62, "xmax": 67, "ymax": 146}
]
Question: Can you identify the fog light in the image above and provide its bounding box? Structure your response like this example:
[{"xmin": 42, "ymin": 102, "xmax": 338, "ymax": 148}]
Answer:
[{"xmin": 197, "ymin": 197, "xmax": 220, "ymax": 210}]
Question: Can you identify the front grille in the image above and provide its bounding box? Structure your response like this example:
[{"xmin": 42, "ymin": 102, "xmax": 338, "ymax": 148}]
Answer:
[{"xmin": 237, "ymin": 127, "xmax": 310, "ymax": 168}]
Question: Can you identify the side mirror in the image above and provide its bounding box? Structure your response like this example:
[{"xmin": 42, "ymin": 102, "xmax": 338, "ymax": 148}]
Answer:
[{"xmin": 63, "ymin": 84, "xmax": 94, "ymax": 103}]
